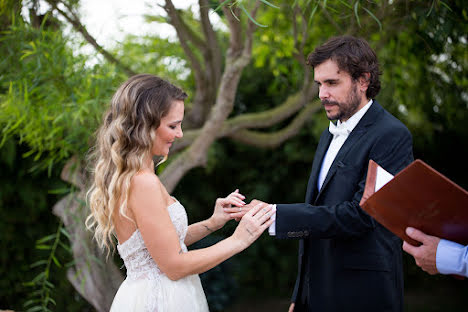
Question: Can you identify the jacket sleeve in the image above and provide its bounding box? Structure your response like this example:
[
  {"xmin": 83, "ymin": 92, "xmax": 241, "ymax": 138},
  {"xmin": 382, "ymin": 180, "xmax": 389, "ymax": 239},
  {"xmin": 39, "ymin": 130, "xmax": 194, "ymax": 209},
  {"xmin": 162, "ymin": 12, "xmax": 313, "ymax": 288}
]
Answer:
[{"xmin": 275, "ymin": 125, "xmax": 413, "ymax": 240}]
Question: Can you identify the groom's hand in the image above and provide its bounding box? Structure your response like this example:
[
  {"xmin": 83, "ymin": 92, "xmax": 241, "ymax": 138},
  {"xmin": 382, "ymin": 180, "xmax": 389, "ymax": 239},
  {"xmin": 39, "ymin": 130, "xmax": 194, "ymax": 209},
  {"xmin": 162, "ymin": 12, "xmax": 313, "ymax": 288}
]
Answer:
[
  {"xmin": 224, "ymin": 199, "xmax": 269, "ymax": 221},
  {"xmin": 288, "ymin": 303, "xmax": 295, "ymax": 312}
]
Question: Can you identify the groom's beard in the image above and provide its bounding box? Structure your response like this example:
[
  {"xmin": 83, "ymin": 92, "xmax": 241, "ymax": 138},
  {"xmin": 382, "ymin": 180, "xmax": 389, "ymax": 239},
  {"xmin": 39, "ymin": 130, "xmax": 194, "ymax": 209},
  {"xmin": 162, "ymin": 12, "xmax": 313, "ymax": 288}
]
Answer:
[{"xmin": 322, "ymin": 84, "xmax": 361, "ymax": 122}]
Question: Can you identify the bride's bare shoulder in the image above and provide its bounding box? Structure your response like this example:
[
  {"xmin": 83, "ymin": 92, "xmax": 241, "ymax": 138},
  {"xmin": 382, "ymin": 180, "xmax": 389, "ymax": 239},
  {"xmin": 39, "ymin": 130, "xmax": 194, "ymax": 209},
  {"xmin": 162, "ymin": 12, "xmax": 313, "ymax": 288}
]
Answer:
[
  {"xmin": 129, "ymin": 171, "xmax": 168, "ymax": 214},
  {"xmin": 131, "ymin": 170, "xmax": 163, "ymax": 190}
]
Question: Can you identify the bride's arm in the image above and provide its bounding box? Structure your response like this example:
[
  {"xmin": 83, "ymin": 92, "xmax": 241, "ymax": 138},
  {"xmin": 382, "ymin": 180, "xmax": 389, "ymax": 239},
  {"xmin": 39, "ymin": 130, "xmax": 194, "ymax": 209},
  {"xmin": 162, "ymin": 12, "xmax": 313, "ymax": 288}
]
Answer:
[
  {"xmin": 129, "ymin": 173, "xmax": 273, "ymax": 281},
  {"xmin": 184, "ymin": 190, "xmax": 245, "ymax": 246},
  {"xmin": 184, "ymin": 219, "xmax": 219, "ymax": 247}
]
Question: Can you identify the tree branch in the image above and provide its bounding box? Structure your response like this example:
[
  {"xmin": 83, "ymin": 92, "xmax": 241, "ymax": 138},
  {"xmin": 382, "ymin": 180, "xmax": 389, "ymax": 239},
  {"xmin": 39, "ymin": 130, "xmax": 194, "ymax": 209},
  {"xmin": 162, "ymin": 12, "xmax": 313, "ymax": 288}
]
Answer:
[
  {"xmin": 222, "ymin": 3, "xmax": 243, "ymax": 59},
  {"xmin": 245, "ymin": 2, "xmax": 260, "ymax": 44},
  {"xmin": 53, "ymin": 157, "xmax": 123, "ymax": 312},
  {"xmin": 47, "ymin": 0, "xmax": 135, "ymax": 76},
  {"xmin": 164, "ymin": 0, "xmax": 218, "ymax": 128},
  {"xmin": 199, "ymin": 0, "xmax": 223, "ymax": 87},
  {"xmin": 237, "ymin": 1, "xmax": 260, "ymax": 67},
  {"xmin": 170, "ymin": 84, "xmax": 318, "ymax": 152},
  {"xmin": 228, "ymin": 100, "xmax": 321, "ymax": 148},
  {"xmin": 292, "ymin": 5, "xmax": 308, "ymax": 67},
  {"xmin": 160, "ymin": 1, "xmax": 260, "ymax": 192},
  {"xmin": 226, "ymin": 84, "xmax": 317, "ymax": 130},
  {"xmin": 164, "ymin": 0, "xmax": 205, "ymax": 81}
]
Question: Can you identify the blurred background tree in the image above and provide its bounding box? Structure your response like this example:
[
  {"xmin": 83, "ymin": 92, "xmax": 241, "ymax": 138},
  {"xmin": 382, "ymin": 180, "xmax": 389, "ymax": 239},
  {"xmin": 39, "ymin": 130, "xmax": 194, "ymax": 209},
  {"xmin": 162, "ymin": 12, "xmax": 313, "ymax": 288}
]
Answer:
[{"xmin": 0, "ymin": 0, "xmax": 466, "ymax": 311}]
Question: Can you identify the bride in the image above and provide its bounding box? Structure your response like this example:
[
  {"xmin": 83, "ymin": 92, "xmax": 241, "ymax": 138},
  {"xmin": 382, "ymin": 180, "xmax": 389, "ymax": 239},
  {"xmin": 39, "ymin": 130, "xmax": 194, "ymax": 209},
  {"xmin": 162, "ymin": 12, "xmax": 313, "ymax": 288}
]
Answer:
[{"xmin": 86, "ymin": 74, "xmax": 273, "ymax": 311}]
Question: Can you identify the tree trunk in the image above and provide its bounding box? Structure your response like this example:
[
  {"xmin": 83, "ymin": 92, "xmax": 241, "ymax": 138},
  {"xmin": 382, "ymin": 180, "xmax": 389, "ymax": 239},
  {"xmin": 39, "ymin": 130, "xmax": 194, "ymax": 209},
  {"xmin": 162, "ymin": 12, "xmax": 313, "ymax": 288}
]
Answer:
[{"xmin": 52, "ymin": 157, "xmax": 123, "ymax": 312}]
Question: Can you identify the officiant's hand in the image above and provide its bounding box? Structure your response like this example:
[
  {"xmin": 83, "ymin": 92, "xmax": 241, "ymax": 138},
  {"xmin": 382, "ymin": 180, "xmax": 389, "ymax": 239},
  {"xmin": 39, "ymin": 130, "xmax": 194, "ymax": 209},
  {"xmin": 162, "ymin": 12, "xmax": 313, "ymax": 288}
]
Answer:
[
  {"xmin": 224, "ymin": 199, "xmax": 269, "ymax": 221},
  {"xmin": 402, "ymin": 227, "xmax": 440, "ymax": 275},
  {"xmin": 232, "ymin": 203, "xmax": 274, "ymax": 249},
  {"xmin": 210, "ymin": 189, "xmax": 246, "ymax": 229}
]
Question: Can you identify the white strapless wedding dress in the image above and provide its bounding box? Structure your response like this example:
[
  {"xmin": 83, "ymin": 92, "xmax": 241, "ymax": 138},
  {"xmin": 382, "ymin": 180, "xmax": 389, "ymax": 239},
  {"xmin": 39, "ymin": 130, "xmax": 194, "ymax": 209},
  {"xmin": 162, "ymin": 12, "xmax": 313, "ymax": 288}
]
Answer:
[{"xmin": 110, "ymin": 200, "xmax": 209, "ymax": 312}]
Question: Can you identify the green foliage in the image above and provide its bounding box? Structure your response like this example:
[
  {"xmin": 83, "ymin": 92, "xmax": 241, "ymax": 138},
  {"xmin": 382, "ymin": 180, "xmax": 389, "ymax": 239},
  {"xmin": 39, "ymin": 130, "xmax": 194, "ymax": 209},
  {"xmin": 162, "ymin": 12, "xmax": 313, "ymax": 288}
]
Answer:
[
  {"xmin": 0, "ymin": 14, "xmax": 126, "ymax": 172},
  {"xmin": 376, "ymin": 0, "xmax": 468, "ymax": 187},
  {"xmin": 0, "ymin": 139, "xmax": 91, "ymax": 310},
  {"xmin": 23, "ymin": 222, "xmax": 71, "ymax": 312},
  {"xmin": 116, "ymin": 34, "xmax": 195, "ymax": 104},
  {"xmin": 214, "ymin": 0, "xmax": 280, "ymax": 27}
]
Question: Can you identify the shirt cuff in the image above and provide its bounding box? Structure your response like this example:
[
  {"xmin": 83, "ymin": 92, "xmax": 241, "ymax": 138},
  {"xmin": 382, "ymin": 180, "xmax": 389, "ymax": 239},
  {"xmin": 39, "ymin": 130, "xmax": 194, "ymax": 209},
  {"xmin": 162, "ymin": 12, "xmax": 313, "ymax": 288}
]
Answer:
[
  {"xmin": 268, "ymin": 204, "xmax": 277, "ymax": 236},
  {"xmin": 436, "ymin": 239, "xmax": 468, "ymax": 277}
]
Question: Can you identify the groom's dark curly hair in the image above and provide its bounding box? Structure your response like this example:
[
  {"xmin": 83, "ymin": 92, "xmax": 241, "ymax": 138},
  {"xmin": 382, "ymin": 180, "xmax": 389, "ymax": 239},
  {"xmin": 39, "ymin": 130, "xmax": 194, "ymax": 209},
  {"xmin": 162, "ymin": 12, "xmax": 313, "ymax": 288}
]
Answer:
[{"xmin": 307, "ymin": 36, "xmax": 381, "ymax": 99}]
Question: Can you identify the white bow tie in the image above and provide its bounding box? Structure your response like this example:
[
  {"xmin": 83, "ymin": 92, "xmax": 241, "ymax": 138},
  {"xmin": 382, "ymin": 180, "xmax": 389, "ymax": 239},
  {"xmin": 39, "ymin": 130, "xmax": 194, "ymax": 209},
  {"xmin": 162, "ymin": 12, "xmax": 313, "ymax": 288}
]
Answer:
[{"xmin": 328, "ymin": 121, "xmax": 350, "ymax": 137}]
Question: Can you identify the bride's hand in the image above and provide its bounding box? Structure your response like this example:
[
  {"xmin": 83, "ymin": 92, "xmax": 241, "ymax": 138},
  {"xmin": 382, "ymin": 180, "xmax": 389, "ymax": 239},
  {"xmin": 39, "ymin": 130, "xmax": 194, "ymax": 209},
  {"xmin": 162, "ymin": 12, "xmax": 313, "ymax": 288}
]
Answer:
[
  {"xmin": 231, "ymin": 203, "xmax": 274, "ymax": 249},
  {"xmin": 210, "ymin": 189, "xmax": 246, "ymax": 230},
  {"xmin": 224, "ymin": 199, "xmax": 265, "ymax": 221}
]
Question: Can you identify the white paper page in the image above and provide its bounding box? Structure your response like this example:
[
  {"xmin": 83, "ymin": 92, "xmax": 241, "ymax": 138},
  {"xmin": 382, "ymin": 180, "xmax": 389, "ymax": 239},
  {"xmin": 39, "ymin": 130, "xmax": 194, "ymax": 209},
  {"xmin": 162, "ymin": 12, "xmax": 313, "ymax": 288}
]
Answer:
[{"xmin": 375, "ymin": 165, "xmax": 394, "ymax": 192}]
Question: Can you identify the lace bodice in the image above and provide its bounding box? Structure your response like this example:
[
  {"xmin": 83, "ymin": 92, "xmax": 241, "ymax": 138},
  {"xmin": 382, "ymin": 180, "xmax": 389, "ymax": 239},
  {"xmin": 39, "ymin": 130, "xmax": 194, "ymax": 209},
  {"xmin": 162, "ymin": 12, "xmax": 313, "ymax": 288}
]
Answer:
[
  {"xmin": 111, "ymin": 199, "xmax": 209, "ymax": 311},
  {"xmin": 117, "ymin": 200, "xmax": 188, "ymax": 281}
]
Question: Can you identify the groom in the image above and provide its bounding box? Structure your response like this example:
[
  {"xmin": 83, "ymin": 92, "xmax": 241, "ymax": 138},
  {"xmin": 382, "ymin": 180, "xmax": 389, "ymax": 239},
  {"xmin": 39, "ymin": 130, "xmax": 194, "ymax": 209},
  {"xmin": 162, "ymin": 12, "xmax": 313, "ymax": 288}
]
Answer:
[{"xmin": 241, "ymin": 36, "xmax": 413, "ymax": 311}]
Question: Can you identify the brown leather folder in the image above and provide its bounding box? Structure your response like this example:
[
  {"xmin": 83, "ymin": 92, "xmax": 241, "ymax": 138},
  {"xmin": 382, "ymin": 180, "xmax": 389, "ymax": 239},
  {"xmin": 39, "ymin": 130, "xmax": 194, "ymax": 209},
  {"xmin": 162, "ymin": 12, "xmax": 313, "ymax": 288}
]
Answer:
[{"xmin": 360, "ymin": 159, "xmax": 468, "ymax": 246}]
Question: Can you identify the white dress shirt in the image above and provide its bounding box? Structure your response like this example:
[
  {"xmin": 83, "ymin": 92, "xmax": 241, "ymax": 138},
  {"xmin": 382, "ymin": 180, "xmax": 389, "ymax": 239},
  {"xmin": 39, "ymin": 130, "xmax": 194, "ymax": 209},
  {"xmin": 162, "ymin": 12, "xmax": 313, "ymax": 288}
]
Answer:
[{"xmin": 269, "ymin": 100, "xmax": 373, "ymax": 236}]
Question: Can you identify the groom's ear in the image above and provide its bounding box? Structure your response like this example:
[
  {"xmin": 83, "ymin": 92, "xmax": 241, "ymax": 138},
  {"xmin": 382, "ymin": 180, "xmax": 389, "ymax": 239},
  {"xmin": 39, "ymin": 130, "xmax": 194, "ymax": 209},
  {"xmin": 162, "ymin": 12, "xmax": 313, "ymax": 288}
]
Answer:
[{"xmin": 358, "ymin": 73, "xmax": 370, "ymax": 92}]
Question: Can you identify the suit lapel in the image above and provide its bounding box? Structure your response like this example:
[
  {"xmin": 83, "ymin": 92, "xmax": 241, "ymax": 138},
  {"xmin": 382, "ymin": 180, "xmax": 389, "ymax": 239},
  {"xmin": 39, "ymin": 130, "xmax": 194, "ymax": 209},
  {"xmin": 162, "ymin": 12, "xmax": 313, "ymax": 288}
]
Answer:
[
  {"xmin": 314, "ymin": 101, "xmax": 384, "ymax": 203},
  {"xmin": 306, "ymin": 131, "xmax": 332, "ymax": 203}
]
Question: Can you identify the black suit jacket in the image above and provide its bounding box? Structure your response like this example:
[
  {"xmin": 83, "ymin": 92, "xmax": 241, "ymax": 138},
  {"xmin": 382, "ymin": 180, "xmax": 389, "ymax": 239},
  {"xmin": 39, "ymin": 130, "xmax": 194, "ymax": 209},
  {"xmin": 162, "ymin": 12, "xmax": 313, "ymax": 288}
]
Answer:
[{"xmin": 276, "ymin": 101, "xmax": 413, "ymax": 312}]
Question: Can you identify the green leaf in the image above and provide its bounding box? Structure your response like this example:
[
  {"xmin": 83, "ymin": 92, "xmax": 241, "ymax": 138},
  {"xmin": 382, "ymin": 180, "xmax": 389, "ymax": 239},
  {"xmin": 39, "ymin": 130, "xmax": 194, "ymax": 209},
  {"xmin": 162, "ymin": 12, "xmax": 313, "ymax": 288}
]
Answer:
[
  {"xmin": 30, "ymin": 289, "xmax": 44, "ymax": 297},
  {"xmin": 259, "ymin": 0, "xmax": 280, "ymax": 9},
  {"xmin": 440, "ymin": 1, "xmax": 452, "ymax": 11},
  {"xmin": 44, "ymin": 280, "xmax": 55, "ymax": 289},
  {"xmin": 52, "ymin": 255, "xmax": 62, "ymax": 268},
  {"xmin": 60, "ymin": 227, "xmax": 71, "ymax": 240},
  {"xmin": 338, "ymin": 0, "xmax": 352, "ymax": 9},
  {"xmin": 30, "ymin": 260, "xmax": 48, "ymax": 268},
  {"xmin": 36, "ymin": 244, "xmax": 52, "ymax": 250},
  {"xmin": 354, "ymin": 1, "xmax": 361, "ymax": 28},
  {"xmin": 46, "ymin": 296, "xmax": 57, "ymax": 305},
  {"xmin": 23, "ymin": 281, "xmax": 35, "ymax": 287},
  {"xmin": 59, "ymin": 241, "xmax": 72, "ymax": 253},
  {"xmin": 426, "ymin": 0, "xmax": 436, "ymax": 17},
  {"xmin": 23, "ymin": 299, "xmax": 40, "ymax": 307},
  {"xmin": 229, "ymin": 5, "xmax": 240, "ymax": 21},
  {"xmin": 36, "ymin": 234, "xmax": 56, "ymax": 245},
  {"xmin": 26, "ymin": 306, "xmax": 43, "ymax": 312},
  {"xmin": 308, "ymin": 3, "xmax": 319, "ymax": 25},
  {"xmin": 213, "ymin": 0, "xmax": 232, "ymax": 12},
  {"xmin": 48, "ymin": 187, "xmax": 71, "ymax": 194},
  {"xmin": 239, "ymin": 3, "xmax": 267, "ymax": 27},
  {"xmin": 363, "ymin": 7, "xmax": 382, "ymax": 31},
  {"xmin": 31, "ymin": 271, "xmax": 46, "ymax": 283}
]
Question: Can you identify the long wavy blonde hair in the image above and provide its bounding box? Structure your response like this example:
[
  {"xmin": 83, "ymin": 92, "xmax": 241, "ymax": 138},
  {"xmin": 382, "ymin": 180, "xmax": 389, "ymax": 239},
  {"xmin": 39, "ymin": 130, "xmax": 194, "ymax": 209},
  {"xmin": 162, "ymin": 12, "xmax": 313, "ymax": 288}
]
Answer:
[{"xmin": 86, "ymin": 74, "xmax": 187, "ymax": 255}]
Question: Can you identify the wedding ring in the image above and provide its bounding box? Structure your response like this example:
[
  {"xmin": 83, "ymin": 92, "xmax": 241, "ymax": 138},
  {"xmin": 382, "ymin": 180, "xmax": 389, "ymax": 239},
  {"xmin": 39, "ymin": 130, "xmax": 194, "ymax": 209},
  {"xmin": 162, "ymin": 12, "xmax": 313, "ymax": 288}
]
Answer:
[{"xmin": 239, "ymin": 207, "xmax": 242, "ymax": 212}]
